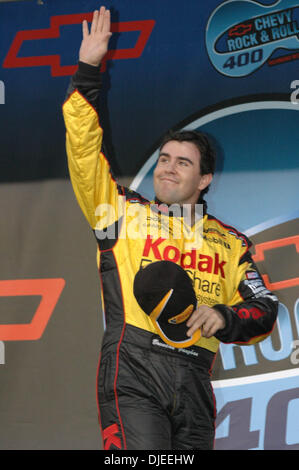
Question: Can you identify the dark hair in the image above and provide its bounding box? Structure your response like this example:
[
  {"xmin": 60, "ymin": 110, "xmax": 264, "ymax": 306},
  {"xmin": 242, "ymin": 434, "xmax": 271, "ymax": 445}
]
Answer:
[{"xmin": 159, "ymin": 129, "xmax": 216, "ymax": 198}]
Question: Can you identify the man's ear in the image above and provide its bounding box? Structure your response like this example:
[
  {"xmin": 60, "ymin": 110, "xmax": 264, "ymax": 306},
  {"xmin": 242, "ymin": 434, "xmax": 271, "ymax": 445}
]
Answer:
[{"xmin": 198, "ymin": 173, "xmax": 213, "ymax": 191}]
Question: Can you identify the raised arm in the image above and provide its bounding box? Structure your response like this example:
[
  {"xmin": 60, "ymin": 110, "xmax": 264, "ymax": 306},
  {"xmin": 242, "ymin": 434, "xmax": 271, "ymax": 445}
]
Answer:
[{"xmin": 63, "ymin": 7, "xmax": 125, "ymax": 231}]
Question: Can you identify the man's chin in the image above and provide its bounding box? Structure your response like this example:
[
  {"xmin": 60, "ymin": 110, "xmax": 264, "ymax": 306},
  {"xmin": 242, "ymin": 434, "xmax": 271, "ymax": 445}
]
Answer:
[{"xmin": 155, "ymin": 193, "xmax": 179, "ymax": 206}]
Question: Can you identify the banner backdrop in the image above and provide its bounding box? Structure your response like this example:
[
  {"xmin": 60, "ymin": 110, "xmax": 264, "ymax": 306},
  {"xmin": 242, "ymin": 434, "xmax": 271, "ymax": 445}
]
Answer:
[{"xmin": 0, "ymin": 0, "xmax": 298, "ymax": 450}]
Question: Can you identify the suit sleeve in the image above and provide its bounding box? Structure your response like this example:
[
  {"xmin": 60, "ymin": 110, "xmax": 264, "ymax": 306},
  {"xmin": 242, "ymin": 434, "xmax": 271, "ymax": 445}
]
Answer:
[
  {"xmin": 214, "ymin": 249, "xmax": 278, "ymax": 345},
  {"xmin": 62, "ymin": 61, "xmax": 124, "ymax": 230}
]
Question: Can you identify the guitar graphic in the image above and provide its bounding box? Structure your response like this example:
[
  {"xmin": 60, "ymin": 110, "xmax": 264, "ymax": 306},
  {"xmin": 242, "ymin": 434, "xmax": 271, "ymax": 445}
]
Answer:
[{"xmin": 206, "ymin": 0, "xmax": 299, "ymax": 77}]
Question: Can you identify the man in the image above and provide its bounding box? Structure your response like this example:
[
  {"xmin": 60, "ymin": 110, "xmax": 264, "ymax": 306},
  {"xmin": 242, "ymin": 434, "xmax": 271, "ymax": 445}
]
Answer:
[{"xmin": 63, "ymin": 7, "xmax": 278, "ymax": 450}]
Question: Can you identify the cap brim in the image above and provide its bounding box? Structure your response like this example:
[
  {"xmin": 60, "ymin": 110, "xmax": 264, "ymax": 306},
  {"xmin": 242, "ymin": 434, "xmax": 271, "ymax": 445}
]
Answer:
[{"xmin": 149, "ymin": 290, "xmax": 201, "ymax": 348}]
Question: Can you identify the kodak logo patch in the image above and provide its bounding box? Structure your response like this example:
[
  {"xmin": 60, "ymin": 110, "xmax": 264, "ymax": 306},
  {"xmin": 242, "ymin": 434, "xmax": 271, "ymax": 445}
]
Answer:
[{"xmin": 143, "ymin": 236, "xmax": 226, "ymax": 278}]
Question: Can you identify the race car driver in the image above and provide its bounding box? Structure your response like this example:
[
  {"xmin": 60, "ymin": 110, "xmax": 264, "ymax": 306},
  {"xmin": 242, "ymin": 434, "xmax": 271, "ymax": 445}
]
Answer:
[{"xmin": 62, "ymin": 7, "xmax": 278, "ymax": 450}]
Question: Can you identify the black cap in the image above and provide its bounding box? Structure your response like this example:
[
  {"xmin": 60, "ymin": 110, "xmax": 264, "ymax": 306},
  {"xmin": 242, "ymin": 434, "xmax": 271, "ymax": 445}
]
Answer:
[{"xmin": 133, "ymin": 261, "xmax": 201, "ymax": 348}]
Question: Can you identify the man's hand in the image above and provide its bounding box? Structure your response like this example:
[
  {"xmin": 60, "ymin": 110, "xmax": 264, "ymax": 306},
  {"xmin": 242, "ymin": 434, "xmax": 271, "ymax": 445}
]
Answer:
[
  {"xmin": 79, "ymin": 6, "xmax": 112, "ymax": 67},
  {"xmin": 187, "ymin": 305, "xmax": 225, "ymax": 338}
]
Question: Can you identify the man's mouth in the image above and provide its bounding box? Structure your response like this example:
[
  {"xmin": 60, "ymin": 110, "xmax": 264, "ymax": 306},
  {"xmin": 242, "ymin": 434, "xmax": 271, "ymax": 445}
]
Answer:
[{"xmin": 160, "ymin": 177, "xmax": 178, "ymax": 184}]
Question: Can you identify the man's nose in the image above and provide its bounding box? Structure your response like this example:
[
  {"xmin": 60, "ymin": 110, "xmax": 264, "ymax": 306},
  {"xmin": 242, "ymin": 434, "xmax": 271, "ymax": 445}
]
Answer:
[{"xmin": 165, "ymin": 160, "xmax": 176, "ymax": 173}]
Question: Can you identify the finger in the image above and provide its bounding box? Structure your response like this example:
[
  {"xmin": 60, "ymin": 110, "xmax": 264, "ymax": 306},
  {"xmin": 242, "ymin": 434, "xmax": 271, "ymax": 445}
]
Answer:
[
  {"xmin": 90, "ymin": 9, "xmax": 99, "ymax": 35},
  {"xmin": 102, "ymin": 9, "xmax": 111, "ymax": 33},
  {"xmin": 187, "ymin": 325, "xmax": 201, "ymax": 338},
  {"xmin": 82, "ymin": 19, "xmax": 89, "ymax": 39},
  {"xmin": 203, "ymin": 325, "xmax": 218, "ymax": 338},
  {"xmin": 202, "ymin": 317, "xmax": 223, "ymax": 338},
  {"xmin": 97, "ymin": 6, "xmax": 106, "ymax": 32},
  {"xmin": 186, "ymin": 306, "xmax": 208, "ymax": 328},
  {"xmin": 201, "ymin": 318, "xmax": 217, "ymax": 338},
  {"xmin": 187, "ymin": 314, "xmax": 207, "ymax": 337}
]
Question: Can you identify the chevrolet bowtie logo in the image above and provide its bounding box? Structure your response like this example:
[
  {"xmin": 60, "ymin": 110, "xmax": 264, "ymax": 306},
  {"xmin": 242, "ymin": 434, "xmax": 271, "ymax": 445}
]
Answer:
[
  {"xmin": 252, "ymin": 235, "xmax": 299, "ymax": 291},
  {"xmin": 0, "ymin": 278, "xmax": 65, "ymax": 341},
  {"xmin": 3, "ymin": 13, "xmax": 155, "ymax": 76}
]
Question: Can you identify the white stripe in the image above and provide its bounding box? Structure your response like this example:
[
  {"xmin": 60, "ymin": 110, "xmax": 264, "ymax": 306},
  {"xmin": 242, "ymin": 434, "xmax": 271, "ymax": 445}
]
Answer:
[
  {"xmin": 245, "ymin": 209, "xmax": 299, "ymax": 237},
  {"xmin": 130, "ymin": 101, "xmax": 298, "ymax": 192},
  {"xmin": 211, "ymin": 367, "xmax": 299, "ymax": 389},
  {"xmin": 182, "ymin": 101, "xmax": 298, "ymax": 130}
]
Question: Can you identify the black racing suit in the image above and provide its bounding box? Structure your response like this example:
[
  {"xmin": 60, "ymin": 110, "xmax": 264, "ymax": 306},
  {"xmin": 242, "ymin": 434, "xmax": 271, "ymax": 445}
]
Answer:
[{"xmin": 63, "ymin": 61, "xmax": 278, "ymax": 450}]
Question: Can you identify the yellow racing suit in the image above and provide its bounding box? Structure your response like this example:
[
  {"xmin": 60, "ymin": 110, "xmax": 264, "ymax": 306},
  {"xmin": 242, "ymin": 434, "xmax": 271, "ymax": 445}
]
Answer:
[{"xmin": 63, "ymin": 61, "xmax": 278, "ymax": 450}]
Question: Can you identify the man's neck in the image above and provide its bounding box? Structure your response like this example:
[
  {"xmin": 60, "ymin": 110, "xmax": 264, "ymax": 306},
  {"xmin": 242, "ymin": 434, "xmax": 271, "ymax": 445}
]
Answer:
[{"xmin": 154, "ymin": 198, "xmax": 206, "ymax": 227}]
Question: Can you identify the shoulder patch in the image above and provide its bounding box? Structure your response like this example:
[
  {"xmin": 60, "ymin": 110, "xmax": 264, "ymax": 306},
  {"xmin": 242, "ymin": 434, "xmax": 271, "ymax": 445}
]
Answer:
[{"xmin": 206, "ymin": 214, "xmax": 251, "ymax": 249}]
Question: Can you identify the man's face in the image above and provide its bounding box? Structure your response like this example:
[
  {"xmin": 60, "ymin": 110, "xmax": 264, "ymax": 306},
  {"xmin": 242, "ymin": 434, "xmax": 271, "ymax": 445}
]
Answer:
[{"xmin": 153, "ymin": 140, "xmax": 212, "ymax": 207}]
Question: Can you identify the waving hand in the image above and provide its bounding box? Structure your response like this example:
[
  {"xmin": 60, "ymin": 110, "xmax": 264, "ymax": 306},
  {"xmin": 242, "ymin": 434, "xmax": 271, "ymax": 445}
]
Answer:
[{"xmin": 79, "ymin": 6, "xmax": 112, "ymax": 67}]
